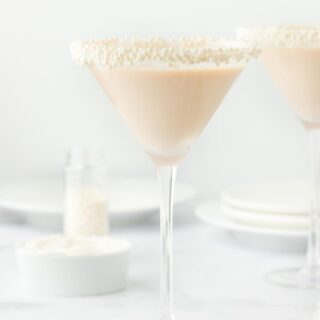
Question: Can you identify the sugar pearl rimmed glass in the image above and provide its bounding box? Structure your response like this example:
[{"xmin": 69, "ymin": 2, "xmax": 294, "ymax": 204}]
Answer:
[
  {"xmin": 71, "ymin": 37, "xmax": 258, "ymax": 319},
  {"xmin": 237, "ymin": 25, "xmax": 320, "ymax": 289}
]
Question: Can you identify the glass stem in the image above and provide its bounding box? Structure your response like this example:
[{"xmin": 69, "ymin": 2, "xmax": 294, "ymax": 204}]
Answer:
[
  {"xmin": 157, "ymin": 166, "xmax": 176, "ymax": 320},
  {"xmin": 307, "ymin": 129, "xmax": 320, "ymax": 269}
]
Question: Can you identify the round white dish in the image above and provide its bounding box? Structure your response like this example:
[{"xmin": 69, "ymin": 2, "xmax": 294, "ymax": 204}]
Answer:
[
  {"xmin": 221, "ymin": 180, "xmax": 310, "ymax": 215},
  {"xmin": 195, "ymin": 201, "xmax": 307, "ymax": 252},
  {"xmin": 0, "ymin": 177, "xmax": 196, "ymax": 225},
  {"xmin": 221, "ymin": 203, "xmax": 308, "ymax": 230},
  {"xmin": 16, "ymin": 236, "xmax": 131, "ymax": 296}
]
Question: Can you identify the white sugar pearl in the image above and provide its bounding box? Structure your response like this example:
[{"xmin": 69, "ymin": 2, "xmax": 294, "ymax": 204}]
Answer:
[{"xmin": 70, "ymin": 37, "xmax": 259, "ymax": 67}]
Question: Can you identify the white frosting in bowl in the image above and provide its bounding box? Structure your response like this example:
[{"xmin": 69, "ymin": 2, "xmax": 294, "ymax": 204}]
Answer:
[
  {"xmin": 16, "ymin": 235, "xmax": 132, "ymax": 296},
  {"xmin": 20, "ymin": 235, "xmax": 131, "ymax": 256}
]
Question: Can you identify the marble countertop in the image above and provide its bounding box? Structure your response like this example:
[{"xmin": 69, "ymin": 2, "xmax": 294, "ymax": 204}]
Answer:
[{"xmin": 0, "ymin": 201, "xmax": 319, "ymax": 320}]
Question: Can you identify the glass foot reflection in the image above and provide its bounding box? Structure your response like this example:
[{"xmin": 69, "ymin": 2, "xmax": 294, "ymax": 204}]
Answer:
[{"xmin": 266, "ymin": 267, "xmax": 320, "ymax": 289}]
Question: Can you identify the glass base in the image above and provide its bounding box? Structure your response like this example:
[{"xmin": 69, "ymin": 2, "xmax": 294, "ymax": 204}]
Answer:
[
  {"xmin": 159, "ymin": 316, "xmax": 175, "ymax": 320},
  {"xmin": 266, "ymin": 266, "xmax": 320, "ymax": 289}
]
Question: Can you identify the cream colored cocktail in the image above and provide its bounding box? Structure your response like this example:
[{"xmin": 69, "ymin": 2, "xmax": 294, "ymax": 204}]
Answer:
[
  {"xmin": 71, "ymin": 37, "xmax": 258, "ymax": 319},
  {"xmin": 237, "ymin": 25, "xmax": 320, "ymax": 289},
  {"xmin": 91, "ymin": 66, "xmax": 242, "ymax": 166},
  {"xmin": 261, "ymin": 47, "xmax": 320, "ymax": 127}
]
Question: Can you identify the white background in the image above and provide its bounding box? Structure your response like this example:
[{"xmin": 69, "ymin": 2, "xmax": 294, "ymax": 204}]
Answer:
[{"xmin": 0, "ymin": 0, "xmax": 318, "ymax": 194}]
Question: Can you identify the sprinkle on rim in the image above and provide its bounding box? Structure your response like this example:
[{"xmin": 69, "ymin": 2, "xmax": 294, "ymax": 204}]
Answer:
[
  {"xmin": 70, "ymin": 37, "xmax": 260, "ymax": 68},
  {"xmin": 237, "ymin": 25, "xmax": 320, "ymax": 48}
]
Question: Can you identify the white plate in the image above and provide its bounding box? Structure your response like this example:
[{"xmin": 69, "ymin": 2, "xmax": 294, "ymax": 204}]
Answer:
[
  {"xmin": 221, "ymin": 203, "xmax": 308, "ymax": 230},
  {"xmin": 0, "ymin": 177, "xmax": 196, "ymax": 224},
  {"xmin": 195, "ymin": 201, "xmax": 307, "ymax": 252},
  {"xmin": 195, "ymin": 201, "xmax": 307, "ymax": 238},
  {"xmin": 222, "ymin": 180, "xmax": 310, "ymax": 214}
]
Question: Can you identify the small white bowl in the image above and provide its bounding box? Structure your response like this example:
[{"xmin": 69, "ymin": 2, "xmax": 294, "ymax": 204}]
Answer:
[{"xmin": 16, "ymin": 236, "xmax": 131, "ymax": 296}]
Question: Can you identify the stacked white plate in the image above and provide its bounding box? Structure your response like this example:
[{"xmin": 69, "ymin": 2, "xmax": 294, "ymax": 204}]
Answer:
[{"xmin": 195, "ymin": 180, "xmax": 311, "ymax": 250}]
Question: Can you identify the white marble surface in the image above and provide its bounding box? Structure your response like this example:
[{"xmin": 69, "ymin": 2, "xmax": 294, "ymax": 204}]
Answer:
[{"xmin": 0, "ymin": 202, "xmax": 319, "ymax": 320}]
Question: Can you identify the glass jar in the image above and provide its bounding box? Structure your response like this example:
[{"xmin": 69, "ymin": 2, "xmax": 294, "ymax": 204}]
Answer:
[{"xmin": 64, "ymin": 146, "xmax": 109, "ymax": 237}]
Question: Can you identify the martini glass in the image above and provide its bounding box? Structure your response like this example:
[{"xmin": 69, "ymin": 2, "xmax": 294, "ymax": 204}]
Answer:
[
  {"xmin": 71, "ymin": 37, "xmax": 258, "ymax": 319},
  {"xmin": 237, "ymin": 26, "xmax": 320, "ymax": 289}
]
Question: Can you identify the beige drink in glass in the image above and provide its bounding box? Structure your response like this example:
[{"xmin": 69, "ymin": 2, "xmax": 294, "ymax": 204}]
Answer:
[
  {"xmin": 238, "ymin": 26, "xmax": 320, "ymax": 289},
  {"xmin": 261, "ymin": 47, "xmax": 320, "ymax": 127},
  {"xmin": 71, "ymin": 37, "xmax": 258, "ymax": 319},
  {"xmin": 91, "ymin": 66, "xmax": 242, "ymax": 166}
]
